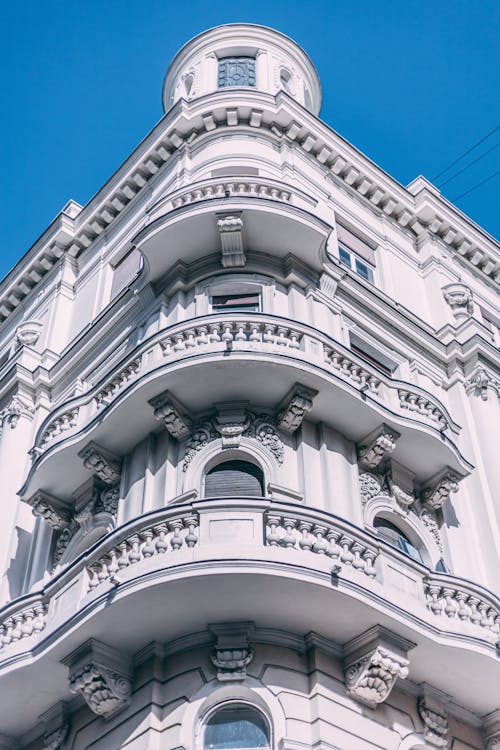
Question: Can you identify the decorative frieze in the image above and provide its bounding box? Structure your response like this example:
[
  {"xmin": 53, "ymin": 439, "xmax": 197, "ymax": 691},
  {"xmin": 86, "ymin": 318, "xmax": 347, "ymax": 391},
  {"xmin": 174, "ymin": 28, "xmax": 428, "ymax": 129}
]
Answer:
[
  {"xmin": 0, "ymin": 394, "xmax": 35, "ymax": 435},
  {"xmin": 26, "ymin": 491, "xmax": 71, "ymax": 530},
  {"xmin": 276, "ymin": 384, "xmax": 317, "ymax": 434},
  {"xmin": 149, "ymin": 390, "xmax": 192, "ymax": 440},
  {"xmin": 343, "ymin": 626, "xmax": 414, "ymax": 707},
  {"xmin": 209, "ymin": 622, "xmax": 254, "ymax": 681},
  {"xmin": 421, "ymin": 471, "xmax": 459, "ymax": 510},
  {"xmin": 418, "ymin": 691, "xmax": 449, "ymax": 748},
  {"xmin": 357, "ymin": 426, "xmax": 398, "ymax": 470},
  {"xmin": 217, "ymin": 214, "xmax": 246, "ymax": 267},
  {"xmin": 63, "ymin": 640, "xmax": 132, "ymax": 720},
  {"xmin": 442, "ymin": 282, "xmax": 473, "ymax": 321},
  {"xmin": 78, "ymin": 442, "xmax": 122, "ymax": 485}
]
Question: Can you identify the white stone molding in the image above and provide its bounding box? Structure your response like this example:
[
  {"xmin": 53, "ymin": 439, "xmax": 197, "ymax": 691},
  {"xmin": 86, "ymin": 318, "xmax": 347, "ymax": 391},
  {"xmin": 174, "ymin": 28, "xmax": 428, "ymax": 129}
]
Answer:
[
  {"xmin": 78, "ymin": 441, "xmax": 122, "ymax": 485},
  {"xmin": 357, "ymin": 425, "xmax": 399, "ymax": 470},
  {"xmin": 62, "ymin": 640, "xmax": 132, "ymax": 720},
  {"xmin": 418, "ymin": 688, "xmax": 449, "ymax": 748},
  {"xmin": 442, "ymin": 282, "xmax": 473, "ymax": 321},
  {"xmin": 343, "ymin": 626, "xmax": 414, "ymax": 707},
  {"xmin": 39, "ymin": 702, "xmax": 70, "ymax": 750},
  {"xmin": 421, "ymin": 471, "xmax": 459, "ymax": 510},
  {"xmin": 483, "ymin": 709, "xmax": 500, "ymax": 750},
  {"xmin": 465, "ymin": 367, "xmax": 500, "ymax": 401},
  {"xmin": 213, "ymin": 402, "xmax": 251, "ymax": 448},
  {"xmin": 275, "ymin": 384, "xmax": 317, "ymax": 434},
  {"xmin": 209, "ymin": 622, "xmax": 255, "ymax": 681},
  {"xmin": 15, "ymin": 319, "xmax": 43, "ymax": 348},
  {"xmin": 217, "ymin": 214, "xmax": 246, "ymax": 268},
  {"xmin": 26, "ymin": 491, "xmax": 71, "ymax": 530},
  {"xmin": 0, "ymin": 393, "xmax": 35, "ymax": 435},
  {"xmin": 149, "ymin": 390, "xmax": 192, "ymax": 440}
]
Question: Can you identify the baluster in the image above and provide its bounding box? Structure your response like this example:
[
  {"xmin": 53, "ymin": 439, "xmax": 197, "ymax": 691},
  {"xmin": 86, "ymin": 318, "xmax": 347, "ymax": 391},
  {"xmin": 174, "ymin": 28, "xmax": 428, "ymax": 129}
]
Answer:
[
  {"xmin": 197, "ymin": 326, "xmax": 209, "ymax": 345},
  {"xmin": 468, "ymin": 597, "xmax": 482, "ymax": 625},
  {"xmin": 339, "ymin": 535, "xmax": 355, "ymax": 565},
  {"xmin": 141, "ymin": 529, "xmax": 155, "ymax": 558},
  {"xmin": 128, "ymin": 535, "xmax": 141, "ymax": 564},
  {"xmin": 88, "ymin": 565, "xmax": 100, "ymax": 589},
  {"xmin": 3, "ymin": 618, "xmax": 14, "ymax": 646},
  {"xmin": 161, "ymin": 337, "xmax": 173, "ymax": 355},
  {"xmin": 107, "ymin": 548, "xmax": 119, "ymax": 577},
  {"xmin": 289, "ymin": 331, "xmax": 300, "ymax": 349},
  {"xmin": 478, "ymin": 602, "xmax": 491, "ymax": 628},
  {"xmin": 351, "ymin": 542, "xmax": 366, "ymax": 571},
  {"xmin": 184, "ymin": 329, "xmax": 196, "ymax": 348},
  {"xmin": 276, "ymin": 326, "xmax": 288, "ymax": 345},
  {"xmin": 359, "ymin": 370, "xmax": 368, "ymax": 390},
  {"xmin": 184, "ymin": 516, "xmax": 199, "ymax": 547},
  {"xmin": 235, "ymin": 323, "xmax": 247, "ymax": 341},
  {"xmin": 11, "ymin": 615, "xmax": 23, "ymax": 642},
  {"xmin": 340, "ymin": 358, "xmax": 351, "ymax": 378},
  {"xmin": 155, "ymin": 524, "xmax": 168, "ymax": 553},
  {"xmin": 443, "ymin": 588, "xmax": 458, "ymax": 617},
  {"xmin": 21, "ymin": 609, "xmax": 35, "ymax": 638},
  {"xmin": 117, "ymin": 541, "xmax": 130, "ymax": 569},
  {"xmin": 249, "ymin": 324, "xmax": 260, "ymax": 342},
  {"xmin": 417, "ymin": 398, "xmax": 427, "ymax": 415},
  {"xmin": 209, "ymin": 324, "xmax": 221, "ymax": 342},
  {"xmin": 282, "ymin": 518, "xmax": 297, "ymax": 548},
  {"xmin": 362, "ymin": 549, "xmax": 377, "ymax": 577},
  {"xmin": 266, "ymin": 515, "xmax": 282, "ymax": 546},
  {"xmin": 330, "ymin": 350, "xmax": 342, "ymax": 370},
  {"xmin": 221, "ymin": 323, "xmax": 234, "ymax": 343},
  {"xmin": 408, "ymin": 394, "xmax": 418, "ymax": 411},
  {"xmin": 312, "ymin": 525, "xmax": 328, "ymax": 554},
  {"xmin": 0, "ymin": 624, "xmax": 5, "ymax": 649},
  {"xmin": 350, "ymin": 365, "xmax": 361, "ymax": 383},
  {"xmin": 326, "ymin": 529, "xmax": 342, "ymax": 560},
  {"xmin": 455, "ymin": 592, "xmax": 470, "ymax": 621},
  {"xmin": 368, "ymin": 376, "xmax": 379, "ymax": 393},
  {"xmin": 427, "ymin": 584, "xmax": 444, "ymax": 615},
  {"xmin": 97, "ymin": 558, "xmax": 109, "ymax": 585},
  {"xmin": 263, "ymin": 324, "xmax": 275, "ymax": 344},
  {"xmin": 173, "ymin": 333, "xmax": 186, "ymax": 351},
  {"xmin": 169, "ymin": 520, "xmax": 184, "ymax": 550},
  {"xmin": 33, "ymin": 604, "xmax": 46, "ymax": 633},
  {"xmin": 298, "ymin": 521, "xmax": 313, "ymax": 551}
]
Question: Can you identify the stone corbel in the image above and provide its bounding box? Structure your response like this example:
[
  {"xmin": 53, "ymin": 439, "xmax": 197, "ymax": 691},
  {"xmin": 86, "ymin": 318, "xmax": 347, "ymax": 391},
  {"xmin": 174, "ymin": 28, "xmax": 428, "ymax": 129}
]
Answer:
[
  {"xmin": 39, "ymin": 702, "xmax": 70, "ymax": 750},
  {"xmin": 418, "ymin": 686, "xmax": 450, "ymax": 748},
  {"xmin": 343, "ymin": 626, "xmax": 414, "ymax": 707},
  {"xmin": 149, "ymin": 390, "xmax": 192, "ymax": 440},
  {"xmin": 421, "ymin": 470, "xmax": 459, "ymax": 510},
  {"xmin": 0, "ymin": 393, "xmax": 35, "ymax": 435},
  {"xmin": 357, "ymin": 425, "xmax": 399, "ymax": 470},
  {"xmin": 442, "ymin": 282, "xmax": 473, "ymax": 321},
  {"xmin": 62, "ymin": 640, "xmax": 132, "ymax": 720},
  {"xmin": 276, "ymin": 384, "xmax": 318, "ymax": 434},
  {"xmin": 483, "ymin": 709, "xmax": 500, "ymax": 750},
  {"xmin": 209, "ymin": 622, "xmax": 255, "ymax": 681},
  {"xmin": 26, "ymin": 491, "xmax": 71, "ymax": 530},
  {"xmin": 214, "ymin": 402, "xmax": 250, "ymax": 448},
  {"xmin": 217, "ymin": 213, "xmax": 246, "ymax": 267},
  {"xmin": 78, "ymin": 442, "xmax": 122, "ymax": 485}
]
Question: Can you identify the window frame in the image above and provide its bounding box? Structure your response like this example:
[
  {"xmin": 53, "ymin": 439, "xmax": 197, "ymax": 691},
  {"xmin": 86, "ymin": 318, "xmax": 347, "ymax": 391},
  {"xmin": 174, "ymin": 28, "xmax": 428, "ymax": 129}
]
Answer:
[
  {"xmin": 202, "ymin": 701, "xmax": 272, "ymax": 750},
  {"xmin": 338, "ymin": 244, "xmax": 375, "ymax": 283},
  {"xmin": 374, "ymin": 516, "xmax": 424, "ymax": 564}
]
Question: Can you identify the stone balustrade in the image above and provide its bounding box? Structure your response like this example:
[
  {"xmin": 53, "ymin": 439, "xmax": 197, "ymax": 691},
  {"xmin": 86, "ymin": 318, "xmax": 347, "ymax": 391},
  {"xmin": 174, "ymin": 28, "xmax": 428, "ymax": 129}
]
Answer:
[
  {"xmin": 39, "ymin": 408, "xmax": 80, "ymax": 448},
  {"xmin": 265, "ymin": 512, "xmax": 378, "ymax": 577},
  {"xmin": 424, "ymin": 577, "xmax": 500, "ymax": 641},
  {"xmin": 398, "ymin": 390, "xmax": 449, "ymax": 431},
  {"xmin": 88, "ymin": 513, "xmax": 199, "ymax": 591},
  {"xmin": 94, "ymin": 358, "xmax": 141, "ymax": 409},
  {"xmin": 171, "ymin": 178, "xmax": 292, "ymax": 208},
  {"xmin": 0, "ymin": 601, "xmax": 47, "ymax": 651},
  {"xmin": 159, "ymin": 319, "xmax": 302, "ymax": 354},
  {"xmin": 324, "ymin": 346, "xmax": 381, "ymax": 394}
]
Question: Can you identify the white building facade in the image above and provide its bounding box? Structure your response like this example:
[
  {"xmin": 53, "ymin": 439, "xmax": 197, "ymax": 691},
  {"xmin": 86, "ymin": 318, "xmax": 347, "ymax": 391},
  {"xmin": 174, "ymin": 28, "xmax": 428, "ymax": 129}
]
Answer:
[{"xmin": 0, "ymin": 23, "xmax": 499, "ymax": 750}]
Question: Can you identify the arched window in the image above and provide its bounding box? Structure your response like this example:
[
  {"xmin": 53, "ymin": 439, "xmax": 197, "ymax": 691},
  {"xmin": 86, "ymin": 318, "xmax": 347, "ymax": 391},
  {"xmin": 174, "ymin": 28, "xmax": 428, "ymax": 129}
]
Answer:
[
  {"xmin": 204, "ymin": 460, "xmax": 264, "ymax": 498},
  {"xmin": 374, "ymin": 517, "xmax": 423, "ymax": 563},
  {"xmin": 279, "ymin": 68, "xmax": 292, "ymax": 92},
  {"xmin": 204, "ymin": 704, "xmax": 270, "ymax": 749}
]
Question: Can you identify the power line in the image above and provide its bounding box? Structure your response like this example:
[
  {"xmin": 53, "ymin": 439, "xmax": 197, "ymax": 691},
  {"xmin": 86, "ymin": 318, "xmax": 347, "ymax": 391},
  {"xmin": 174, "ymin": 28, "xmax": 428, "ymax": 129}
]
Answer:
[
  {"xmin": 452, "ymin": 168, "xmax": 500, "ymax": 201},
  {"xmin": 431, "ymin": 125, "xmax": 500, "ymax": 181},
  {"xmin": 437, "ymin": 140, "xmax": 500, "ymax": 188}
]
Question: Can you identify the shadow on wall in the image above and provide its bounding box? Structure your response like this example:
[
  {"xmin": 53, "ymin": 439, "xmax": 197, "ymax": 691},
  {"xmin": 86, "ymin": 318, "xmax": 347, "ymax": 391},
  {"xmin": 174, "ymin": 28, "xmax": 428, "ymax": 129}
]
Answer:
[{"xmin": 5, "ymin": 526, "xmax": 33, "ymax": 600}]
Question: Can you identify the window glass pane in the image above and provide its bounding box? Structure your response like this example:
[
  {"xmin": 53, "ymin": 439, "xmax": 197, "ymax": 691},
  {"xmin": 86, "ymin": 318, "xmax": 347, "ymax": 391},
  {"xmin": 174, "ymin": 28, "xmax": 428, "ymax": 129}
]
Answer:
[
  {"xmin": 355, "ymin": 258, "xmax": 373, "ymax": 282},
  {"xmin": 339, "ymin": 247, "xmax": 352, "ymax": 267},
  {"xmin": 205, "ymin": 706, "xmax": 269, "ymax": 749},
  {"xmin": 211, "ymin": 293, "xmax": 260, "ymax": 313},
  {"xmin": 218, "ymin": 57, "xmax": 256, "ymax": 88},
  {"xmin": 374, "ymin": 518, "xmax": 423, "ymax": 563}
]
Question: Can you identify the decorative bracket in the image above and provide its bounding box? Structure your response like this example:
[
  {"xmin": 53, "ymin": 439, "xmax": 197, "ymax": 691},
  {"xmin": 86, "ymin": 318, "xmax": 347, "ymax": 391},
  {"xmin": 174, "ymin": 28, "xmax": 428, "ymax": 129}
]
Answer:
[
  {"xmin": 357, "ymin": 425, "xmax": 399, "ymax": 470},
  {"xmin": 0, "ymin": 393, "xmax": 35, "ymax": 435},
  {"xmin": 214, "ymin": 402, "xmax": 250, "ymax": 448},
  {"xmin": 442, "ymin": 282, "xmax": 473, "ymax": 321},
  {"xmin": 465, "ymin": 367, "xmax": 499, "ymax": 402},
  {"xmin": 39, "ymin": 702, "xmax": 70, "ymax": 750},
  {"xmin": 62, "ymin": 640, "xmax": 132, "ymax": 720},
  {"xmin": 149, "ymin": 390, "xmax": 192, "ymax": 440},
  {"xmin": 421, "ymin": 470, "xmax": 459, "ymax": 510},
  {"xmin": 276, "ymin": 384, "xmax": 317, "ymax": 434},
  {"xmin": 209, "ymin": 622, "xmax": 255, "ymax": 681},
  {"xmin": 217, "ymin": 214, "xmax": 246, "ymax": 267},
  {"xmin": 78, "ymin": 442, "xmax": 122, "ymax": 485},
  {"xmin": 343, "ymin": 626, "xmax": 414, "ymax": 707},
  {"xmin": 26, "ymin": 491, "xmax": 71, "ymax": 530},
  {"xmin": 418, "ymin": 686, "xmax": 450, "ymax": 747}
]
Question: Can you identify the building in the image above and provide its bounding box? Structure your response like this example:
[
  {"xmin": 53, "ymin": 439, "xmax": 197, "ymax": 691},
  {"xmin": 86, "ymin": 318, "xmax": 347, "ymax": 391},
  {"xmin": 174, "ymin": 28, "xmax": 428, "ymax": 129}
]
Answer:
[{"xmin": 0, "ymin": 22, "xmax": 499, "ymax": 750}]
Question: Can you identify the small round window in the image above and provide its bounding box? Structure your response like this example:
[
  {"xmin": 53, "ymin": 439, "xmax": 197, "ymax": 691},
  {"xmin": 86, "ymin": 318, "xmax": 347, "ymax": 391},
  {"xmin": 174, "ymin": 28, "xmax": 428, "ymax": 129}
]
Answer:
[{"xmin": 204, "ymin": 704, "xmax": 270, "ymax": 749}]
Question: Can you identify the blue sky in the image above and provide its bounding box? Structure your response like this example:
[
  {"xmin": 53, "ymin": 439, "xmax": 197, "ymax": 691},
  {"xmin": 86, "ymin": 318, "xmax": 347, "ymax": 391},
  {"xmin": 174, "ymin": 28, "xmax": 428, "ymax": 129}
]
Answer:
[{"xmin": 1, "ymin": 0, "xmax": 499, "ymax": 280}]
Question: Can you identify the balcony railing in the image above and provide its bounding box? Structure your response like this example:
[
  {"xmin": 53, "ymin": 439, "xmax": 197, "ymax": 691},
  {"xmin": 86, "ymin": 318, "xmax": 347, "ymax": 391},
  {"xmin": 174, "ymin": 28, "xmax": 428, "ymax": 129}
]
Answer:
[
  {"xmin": 1, "ymin": 499, "xmax": 498, "ymax": 657},
  {"xmin": 31, "ymin": 313, "xmax": 461, "ymax": 460}
]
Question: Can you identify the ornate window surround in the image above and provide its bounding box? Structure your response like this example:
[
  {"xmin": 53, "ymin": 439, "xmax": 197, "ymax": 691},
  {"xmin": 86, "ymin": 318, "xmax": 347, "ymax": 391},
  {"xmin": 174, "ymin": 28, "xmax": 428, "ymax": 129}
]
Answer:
[{"xmin": 195, "ymin": 273, "xmax": 275, "ymax": 317}]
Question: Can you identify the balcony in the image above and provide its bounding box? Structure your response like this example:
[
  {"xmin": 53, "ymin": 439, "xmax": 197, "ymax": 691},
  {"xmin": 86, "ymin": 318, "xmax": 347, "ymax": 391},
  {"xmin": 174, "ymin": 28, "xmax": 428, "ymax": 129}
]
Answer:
[
  {"xmin": 0, "ymin": 497, "xmax": 498, "ymax": 736},
  {"xmin": 20, "ymin": 313, "xmax": 471, "ymax": 501}
]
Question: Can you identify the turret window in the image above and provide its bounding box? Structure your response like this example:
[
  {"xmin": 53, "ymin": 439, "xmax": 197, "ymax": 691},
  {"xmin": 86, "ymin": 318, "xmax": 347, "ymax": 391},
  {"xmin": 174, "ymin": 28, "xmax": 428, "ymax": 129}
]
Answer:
[
  {"xmin": 203, "ymin": 704, "xmax": 270, "ymax": 749},
  {"xmin": 218, "ymin": 57, "xmax": 256, "ymax": 88},
  {"xmin": 204, "ymin": 460, "xmax": 264, "ymax": 498},
  {"xmin": 374, "ymin": 517, "xmax": 423, "ymax": 563},
  {"xmin": 211, "ymin": 292, "xmax": 260, "ymax": 313}
]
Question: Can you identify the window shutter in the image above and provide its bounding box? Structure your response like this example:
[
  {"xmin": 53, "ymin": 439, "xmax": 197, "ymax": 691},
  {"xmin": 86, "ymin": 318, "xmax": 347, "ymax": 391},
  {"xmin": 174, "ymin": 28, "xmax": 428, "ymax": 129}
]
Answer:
[{"xmin": 205, "ymin": 461, "xmax": 264, "ymax": 497}]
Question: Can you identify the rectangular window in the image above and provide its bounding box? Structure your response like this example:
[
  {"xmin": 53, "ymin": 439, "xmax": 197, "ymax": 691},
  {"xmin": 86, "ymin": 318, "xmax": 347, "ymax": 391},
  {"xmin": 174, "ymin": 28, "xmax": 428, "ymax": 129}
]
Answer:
[
  {"xmin": 211, "ymin": 293, "xmax": 260, "ymax": 313},
  {"xmin": 351, "ymin": 343, "xmax": 393, "ymax": 377},
  {"xmin": 218, "ymin": 57, "xmax": 256, "ymax": 88},
  {"xmin": 338, "ymin": 245, "xmax": 375, "ymax": 283}
]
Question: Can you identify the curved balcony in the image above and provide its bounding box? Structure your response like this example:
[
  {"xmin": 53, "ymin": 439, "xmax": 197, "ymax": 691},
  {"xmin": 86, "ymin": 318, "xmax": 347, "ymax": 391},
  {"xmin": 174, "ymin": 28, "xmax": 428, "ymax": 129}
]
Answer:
[
  {"xmin": 21, "ymin": 313, "xmax": 470, "ymax": 501},
  {"xmin": 0, "ymin": 497, "xmax": 498, "ymax": 734}
]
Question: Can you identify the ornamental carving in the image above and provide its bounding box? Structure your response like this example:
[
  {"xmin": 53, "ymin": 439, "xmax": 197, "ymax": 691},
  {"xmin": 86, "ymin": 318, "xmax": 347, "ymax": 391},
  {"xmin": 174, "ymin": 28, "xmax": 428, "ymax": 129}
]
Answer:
[
  {"xmin": 78, "ymin": 442, "xmax": 122, "ymax": 485},
  {"xmin": 43, "ymin": 724, "xmax": 69, "ymax": 750},
  {"xmin": 183, "ymin": 410, "xmax": 283, "ymax": 470},
  {"xmin": 149, "ymin": 390, "xmax": 192, "ymax": 440},
  {"xmin": 465, "ymin": 367, "xmax": 500, "ymax": 401},
  {"xmin": 359, "ymin": 471, "xmax": 388, "ymax": 505},
  {"xmin": 64, "ymin": 640, "xmax": 132, "ymax": 720},
  {"xmin": 343, "ymin": 626, "xmax": 413, "ymax": 707},
  {"xmin": 421, "ymin": 472, "xmax": 459, "ymax": 510},
  {"xmin": 27, "ymin": 492, "xmax": 71, "ymax": 530},
  {"xmin": 486, "ymin": 738, "xmax": 500, "ymax": 750},
  {"xmin": 418, "ymin": 696, "xmax": 449, "ymax": 747},
  {"xmin": 217, "ymin": 215, "xmax": 246, "ymax": 268},
  {"xmin": 442, "ymin": 282, "xmax": 473, "ymax": 320},
  {"xmin": 209, "ymin": 622, "xmax": 254, "ymax": 681},
  {"xmin": 419, "ymin": 508, "xmax": 443, "ymax": 553},
  {"xmin": 0, "ymin": 394, "xmax": 35, "ymax": 435},
  {"xmin": 276, "ymin": 384, "xmax": 317, "ymax": 434},
  {"xmin": 358, "ymin": 431, "xmax": 397, "ymax": 470},
  {"xmin": 15, "ymin": 320, "xmax": 42, "ymax": 348}
]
